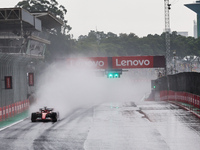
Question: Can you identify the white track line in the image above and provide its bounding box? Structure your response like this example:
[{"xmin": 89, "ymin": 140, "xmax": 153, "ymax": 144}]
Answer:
[{"xmin": 0, "ymin": 117, "xmax": 28, "ymax": 132}]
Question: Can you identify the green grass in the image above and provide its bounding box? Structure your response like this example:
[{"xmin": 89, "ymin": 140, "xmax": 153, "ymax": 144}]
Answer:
[{"xmin": 0, "ymin": 110, "xmax": 29, "ymax": 129}]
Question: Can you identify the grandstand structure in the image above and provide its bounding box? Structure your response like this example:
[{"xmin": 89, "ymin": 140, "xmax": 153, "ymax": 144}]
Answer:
[{"xmin": 0, "ymin": 7, "xmax": 62, "ymax": 57}]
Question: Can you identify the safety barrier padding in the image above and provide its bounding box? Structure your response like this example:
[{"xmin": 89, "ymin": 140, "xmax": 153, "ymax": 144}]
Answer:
[
  {"xmin": 0, "ymin": 99, "xmax": 30, "ymax": 122},
  {"xmin": 160, "ymin": 90, "xmax": 200, "ymax": 110},
  {"xmin": 0, "ymin": 107, "xmax": 2, "ymax": 121}
]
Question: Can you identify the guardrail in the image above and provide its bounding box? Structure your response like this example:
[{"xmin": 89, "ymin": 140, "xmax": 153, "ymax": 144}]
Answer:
[{"xmin": 160, "ymin": 90, "xmax": 200, "ymax": 115}]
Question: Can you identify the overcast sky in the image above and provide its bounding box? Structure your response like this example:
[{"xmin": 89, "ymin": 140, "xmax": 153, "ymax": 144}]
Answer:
[{"xmin": 2, "ymin": 0, "xmax": 197, "ymax": 38}]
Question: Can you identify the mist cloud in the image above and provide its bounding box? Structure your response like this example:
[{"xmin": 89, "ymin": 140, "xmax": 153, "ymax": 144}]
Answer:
[{"xmin": 30, "ymin": 61, "xmax": 152, "ymax": 118}]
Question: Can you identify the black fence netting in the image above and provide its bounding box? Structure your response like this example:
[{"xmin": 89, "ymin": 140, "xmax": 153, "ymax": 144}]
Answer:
[{"xmin": 155, "ymin": 72, "xmax": 200, "ymax": 95}]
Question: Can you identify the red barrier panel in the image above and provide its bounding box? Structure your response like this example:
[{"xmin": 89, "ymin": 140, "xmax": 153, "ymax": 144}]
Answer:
[
  {"xmin": 182, "ymin": 92, "xmax": 185, "ymax": 103},
  {"xmin": 164, "ymin": 91, "xmax": 167, "ymax": 101},
  {"xmin": 190, "ymin": 94, "xmax": 194, "ymax": 105},
  {"xmin": 23, "ymin": 100, "xmax": 26, "ymax": 110},
  {"xmin": 187, "ymin": 93, "xmax": 191, "ymax": 105},
  {"xmin": 21, "ymin": 101, "xmax": 24, "ymax": 112},
  {"xmin": 180, "ymin": 92, "xmax": 183, "ymax": 102},
  {"xmin": 192, "ymin": 94, "xmax": 195, "ymax": 106},
  {"xmin": 19, "ymin": 101, "xmax": 21, "ymax": 113},
  {"xmin": 185, "ymin": 92, "xmax": 189, "ymax": 104},
  {"xmin": 168, "ymin": 91, "xmax": 172, "ymax": 101},
  {"xmin": 160, "ymin": 90, "xmax": 168, "ymax": 101},
  {"xmin": 9, "ymin": 105, "xmax": 11, "ymax": 117},
  {"xmin": 12, "ymin": 104, "xmax": 15, "ymax": 117},
  {"xmin": 192, "ymin": 94, "xmax": 194, "ymax": 105},
  {"xmin": 160, "ymin": 91, "xmax": 163, "ymax": 100},
  {"xmin": 194, "ymin": 95, "xmax": 200, "ymax": 108},
  {"xmin": 176, "ymin": 92, "xmax": 180, "ymax": 102},
  {"xmin": 27, "ymin": 99, "xmax": 30, "ymax": 108},
  {"xmin": 0, "ymin": 107, "xmax": 2, "ymax": 122},
  {"xmin": 164, "ymin": 91, "xmax": 168, "ymax": 101},
  {"xmin": 2, "ymin": 106, "xmax": 5, "ymax": 120},
  {"xmin": 25, "ymin": 99, "xmax": 29, "ymax": 110},
  {"xmin": 27, "ymin": 99, "xmax": 29, "ymax": 109},
  {"xmin": 24, "ymin": 100, "xmax": 26, "ymax": 110},
  {"xmin": 197, "ymin": 96, "xmax": 200, "ymax": 109},
  {"xmin": 15, "ymin": 102, "xmax": 18, "ymax": 114},
  {"xmin": 173, "ymin": 91, "xmax": 176, "ymax": 101},
  {"xmin": 20, "ymin": 101, "xmax": 23, "ymax": 112},
  {"xmin": 160, "ymin": 90, "xmax": 200, "ymax": 110},
  {"xmin": 165, "ymin": 90, "xmax": 168, "ymax": 101},
  {"xmin": 178, "ymin": 92, "xmax": 185, "ymax": 103},
  {"xmin": 183, "ymin": 92, "xmax": 186, "ymax": 103},
  {"xmin": 17, "ymin": 102, "xmax": 20, "ymax": 114},
  {"xmin": 6, "ymin": 106, "xmax": 9, "ymax": 119},
  {"xmin": 0, "ymin": 99, "xmax": 30, "ymax": 121},
  {"xmin": 168, "ymin": 91, "xmax": 175, "ymax": 101},
  {"xmin": 160, "ymin": 91, "xmax": 164, "ymax": 101}
]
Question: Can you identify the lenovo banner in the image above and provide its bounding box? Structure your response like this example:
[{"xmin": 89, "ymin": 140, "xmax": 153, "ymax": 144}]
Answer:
[
  {"xmin": 67, "ymin": 57, "xmax": 109, "ymax": 69},
  {"xmin": 5, "ymin": 76, "xmax": 12, "ymax": 89},
  {"xmin": 112, "ymin": 56, "xmax": 154, "ymax": 69}
]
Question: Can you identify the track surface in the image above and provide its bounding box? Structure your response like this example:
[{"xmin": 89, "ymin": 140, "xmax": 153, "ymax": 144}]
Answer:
[{"xmin": 0, "ymin": 101, "xmax": 200, "ymax": 150}]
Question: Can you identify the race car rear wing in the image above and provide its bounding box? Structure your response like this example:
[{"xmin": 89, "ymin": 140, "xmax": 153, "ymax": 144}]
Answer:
[{"xmin": 39, "ymin": 107, "xmax": 54, "ymax": 111}]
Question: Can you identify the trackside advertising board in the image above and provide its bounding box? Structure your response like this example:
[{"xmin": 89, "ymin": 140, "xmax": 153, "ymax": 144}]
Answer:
[
  {"xmin": 28, "ymin": 73, "xmax": 34, "ymax": 86},
  {"xmin": 67, "ymin": 57, "xmax": 109, "ymax": 69},
  {"xmin": 5, "ymin": 76, "xmax": 12, "ymax": 89},
  {"xmin": 66, "ymin": 56, "xmax": 165, "ymax": 69},
  {"xmin": 112, "ymin": 56, "xmax": 154, "ymax": 69}
]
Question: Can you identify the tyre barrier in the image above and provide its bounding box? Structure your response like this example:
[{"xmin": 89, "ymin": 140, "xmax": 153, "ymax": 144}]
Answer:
[
  {"xmin": 160, "ymin": 90, "xmax": 200, "ymax": 110},
  {"xmin": 0, "ymin": 99, "xmax": 30, "ymax": 121}
]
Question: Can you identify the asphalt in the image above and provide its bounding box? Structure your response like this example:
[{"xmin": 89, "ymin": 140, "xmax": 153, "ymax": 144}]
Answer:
[{"xmin": 0, "ymin": 101, "xmax": 200, "ymax": 150}]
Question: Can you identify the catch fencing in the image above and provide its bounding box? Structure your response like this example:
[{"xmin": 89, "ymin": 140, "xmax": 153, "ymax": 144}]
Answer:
[
  {"xmin": 155, "ymin": 72, "xmax": 200, "ymax": 96},
  {"xmin": 149, "ymin": 72, "xmax": 200, "ymax": 115},
  {"xmin": 0, "ymin": 53, "xmax": 43, "ymax": 121}
]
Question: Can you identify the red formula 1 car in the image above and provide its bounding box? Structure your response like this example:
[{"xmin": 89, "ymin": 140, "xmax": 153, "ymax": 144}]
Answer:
[{"xmin": 31, "ymin": 106, "xmax": 59, "ymax": 122}]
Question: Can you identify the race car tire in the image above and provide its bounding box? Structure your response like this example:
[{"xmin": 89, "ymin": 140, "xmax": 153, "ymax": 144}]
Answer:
[
  {"xmin": 51, "ymin": 112, "xmax": 57, "ymax": 122},
  {"xmin": 31, "ymin": 113, "xmax": 37, "ymax": 122}
]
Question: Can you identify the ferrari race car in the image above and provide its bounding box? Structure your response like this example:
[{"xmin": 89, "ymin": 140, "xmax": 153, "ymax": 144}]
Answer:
[{"xmin": 31, "ymin": 106, "xmax": 59, "ymax": 122}]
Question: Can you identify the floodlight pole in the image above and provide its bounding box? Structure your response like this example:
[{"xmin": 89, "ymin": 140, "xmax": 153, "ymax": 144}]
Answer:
[{"xmin": 164, "ymin": 0, "xmax": 171, "ymax": 75}]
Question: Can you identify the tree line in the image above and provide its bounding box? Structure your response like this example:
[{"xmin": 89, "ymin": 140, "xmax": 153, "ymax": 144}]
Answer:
[{"xmin": 60, "ymin": 31, "xmax": 200, "ymax": 61}]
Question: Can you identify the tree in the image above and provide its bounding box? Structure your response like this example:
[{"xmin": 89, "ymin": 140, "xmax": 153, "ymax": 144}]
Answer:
[
  {"xmin": 73, "ymin": 31, "xmax": 200, "ymax": 59},
  {"xmin": 16, "ymin": 0, "xmax": 71, "ymax": 34}
]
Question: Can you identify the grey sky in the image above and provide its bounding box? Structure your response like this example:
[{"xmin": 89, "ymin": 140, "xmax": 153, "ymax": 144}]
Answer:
[{"xmin": 2, "ymin": 0, "xmax": 196, "ymax": 38}]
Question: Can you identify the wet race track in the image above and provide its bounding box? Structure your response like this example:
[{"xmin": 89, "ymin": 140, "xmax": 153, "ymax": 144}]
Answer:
[{"xmin": 0, "ymin": 101, "xmax": 200, "ymax": 150}]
